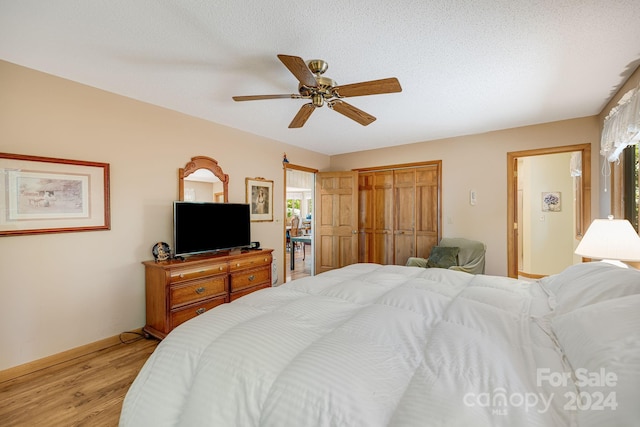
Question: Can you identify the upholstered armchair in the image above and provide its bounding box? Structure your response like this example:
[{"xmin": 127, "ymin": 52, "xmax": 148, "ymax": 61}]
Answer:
[{"xmin": 406, "ymin": 237, "xmax": 486, "ymax": 275}]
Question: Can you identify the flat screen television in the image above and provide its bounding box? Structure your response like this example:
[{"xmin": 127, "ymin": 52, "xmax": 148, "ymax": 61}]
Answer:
[{"xmin": 173, "ymin": 201, "xmax": 251, "ymax": 257}]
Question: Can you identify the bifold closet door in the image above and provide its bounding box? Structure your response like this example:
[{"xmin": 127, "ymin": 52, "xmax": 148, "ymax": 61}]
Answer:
[
  {"xmin": 358, "ymin": 171, "xmax": 394, "ymax": 264},
  {"xmin": 358, "ymin": 163, "xmax": 441, "ymax": 266}
]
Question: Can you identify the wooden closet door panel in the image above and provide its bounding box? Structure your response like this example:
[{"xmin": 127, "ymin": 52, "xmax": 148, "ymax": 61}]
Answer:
[
  {"xmin": 358, "ymin": 173, "xmax": 374, "ymax": 262},
  {"xmin": 374, "ymin": 171, "xmax": 394, "ymax": 264},
  {"xmin": 415, "ymin": 166, "xmax": 440, "ymax": 259},
  {"xmin": 394, "ymin": 169, "xmax": 416, "ymax": 265}
]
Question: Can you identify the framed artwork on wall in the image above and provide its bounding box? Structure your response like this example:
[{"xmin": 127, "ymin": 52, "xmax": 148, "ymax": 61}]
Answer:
[
  {"xmin": 542, "ymin": 191, "xmax": 561, "ymax": 212},
  {"xmin": 0, "ymin": 152, "xmax": 110, "ymax": 236},
  {"xmin": 245, "ymin": 177, "xmax": 273, "ymax": 222}
]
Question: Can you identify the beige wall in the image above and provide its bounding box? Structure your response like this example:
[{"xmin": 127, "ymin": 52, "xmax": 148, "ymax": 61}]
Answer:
[
  {"xmin": 0, "ymin": 60, "xmax": 329, "ymax": 370},
  {"xmin": 330, "ymin": 117, "xmax": 601, "ymax": 275}
]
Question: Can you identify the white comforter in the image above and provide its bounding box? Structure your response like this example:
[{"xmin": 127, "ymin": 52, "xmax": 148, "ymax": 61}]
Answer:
[{"xmin": 120, "ymin": 263, "xmax": 639, "ymax": 427}]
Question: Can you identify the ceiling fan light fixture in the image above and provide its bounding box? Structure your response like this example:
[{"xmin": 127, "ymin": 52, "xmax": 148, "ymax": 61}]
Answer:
[{"xmin": 312, "ymin": 93, "xmax": 324, "ymax": 107}]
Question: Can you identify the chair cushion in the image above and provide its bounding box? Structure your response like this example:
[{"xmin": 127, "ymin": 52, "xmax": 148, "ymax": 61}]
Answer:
[{"xmin": 426, "ymin": 246, "xmax": 459, "ymax": 268}]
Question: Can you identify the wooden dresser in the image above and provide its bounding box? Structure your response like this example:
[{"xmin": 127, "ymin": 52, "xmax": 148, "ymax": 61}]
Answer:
[{"xmin": 142, "ymin": 249, "xmax": 273, "ymax": 339}]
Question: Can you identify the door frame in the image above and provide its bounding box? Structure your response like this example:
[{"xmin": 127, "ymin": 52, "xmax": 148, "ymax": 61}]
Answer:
[
  {"xmin": 506, "ymin": 143, "xmax": 591, "ymax": 278},
  {"xmin": 283, "ymin": 163, "xmax": 318, "ymax": 282}
]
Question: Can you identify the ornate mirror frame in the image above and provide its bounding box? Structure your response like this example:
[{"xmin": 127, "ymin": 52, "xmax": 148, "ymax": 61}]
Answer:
[{"xmin": 178, "ymin": 156, "xmax": 229, "ymax": 202}]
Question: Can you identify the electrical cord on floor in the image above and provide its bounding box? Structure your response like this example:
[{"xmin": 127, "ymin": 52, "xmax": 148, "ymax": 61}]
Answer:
[{"xmin": 119, "ymin": 330, "xmax": 147, "ymax": 344}]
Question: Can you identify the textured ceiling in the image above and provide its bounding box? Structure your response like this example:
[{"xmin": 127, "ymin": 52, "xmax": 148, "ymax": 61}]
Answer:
[{"xmin": 1, "ymin": 1, "xmax": 640, "ymax": 155}]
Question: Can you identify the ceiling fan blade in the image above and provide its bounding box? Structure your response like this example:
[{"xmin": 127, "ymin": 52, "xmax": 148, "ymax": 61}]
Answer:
[
  {"xmin": 277, "ymin": 54, "xmax": 317, "ymax": 88},
  {"xmin": 333, "ymin": 77, "xmax": 402, "ymax": 98},
  {"xmin": 232, "ymin": 94, "xmax": 299, "ymax": 101},
  {"xmin": 289, "ymin": 104, "xmax": 315, "ymax": 128},
  {"xmin": 329, "ymin": 101, "xmax": 376, "ymax": 126}
]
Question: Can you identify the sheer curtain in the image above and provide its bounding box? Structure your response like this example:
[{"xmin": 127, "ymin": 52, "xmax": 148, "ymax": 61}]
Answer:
[{"xmin": 601, "ymin": 86, "xmax": 640, "ymax": 162}]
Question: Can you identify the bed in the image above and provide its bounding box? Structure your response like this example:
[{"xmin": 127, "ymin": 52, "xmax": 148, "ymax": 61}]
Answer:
[{"xmin": 120, "ymin": 262, "xmax": 640, "ymax": 426}]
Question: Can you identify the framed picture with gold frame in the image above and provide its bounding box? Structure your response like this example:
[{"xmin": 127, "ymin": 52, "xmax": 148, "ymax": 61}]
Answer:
[
  {"xmin": 0, "ymin": 152, "xmax": 110, "ymax": 236},
  {"xmin": 245, "ymin": 177, "xmax": 273, "ymax": 222}
]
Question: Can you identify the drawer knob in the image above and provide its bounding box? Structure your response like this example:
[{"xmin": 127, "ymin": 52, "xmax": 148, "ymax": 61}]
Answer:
[
  {"xmin": 236, "ymin": 263, "xmax": 240, "ymax": 267},
  {"xmin": 195, "ymin": 287, "xmax": 206, "ymax": 294},
  {"xmin": 196, "ymin": 308, "xmax": 206, "ymax": 315},
  {"xmin": 219, "ymin": 266, "xmax": 223, "ymax": 271},
  {"xmin": 179, "ymin": 273, "xmax": 185, "ymax": 278},
  {"xmin": 248, "ymin": 275, "xmax": 255, "ymax": 282}
]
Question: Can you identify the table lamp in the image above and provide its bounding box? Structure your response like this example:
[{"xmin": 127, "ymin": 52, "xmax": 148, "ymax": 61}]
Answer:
[{"xmin": 575, "ymin": 215, "xmax": 640, "ymax": 268}]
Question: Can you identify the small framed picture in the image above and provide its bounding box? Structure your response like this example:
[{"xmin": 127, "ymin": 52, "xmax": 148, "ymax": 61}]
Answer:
[
  {"xmin": 542, "ymin": 191, "xmax": 561, "ymax": 212},
  {"xmin": 245, "ymin": 177, "xmax": 273, "ymax": 222}
]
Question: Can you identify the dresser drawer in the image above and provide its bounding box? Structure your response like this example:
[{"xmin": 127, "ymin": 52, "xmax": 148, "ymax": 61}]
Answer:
[
  {"xmin": 230, "ymin": 282, "xmax": 271, "ymax": 301},
  {"xmin": 170, "ymin": 296, "xmax": 227, "ymax": 329},
  {"xmin": 229, "ymin": 254, "xmax": 272, "ymax": 272},
  {"xmin": 169, "ymin": 262, "xmax": 227, "ymax": 284},
  {"xmin": 230, "ymin": 266, "xmax": 270, "ymax": 292},
  {"xmin": 170, "ymin": 276, "xmax": 228, "ymax": 308}
]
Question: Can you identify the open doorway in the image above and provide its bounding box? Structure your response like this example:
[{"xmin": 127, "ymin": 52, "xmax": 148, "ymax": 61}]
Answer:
[
  {"xmin": 284, "ymin": 164, "xmax": 317, "ymax": 282},
  {"xmin": 507, "ymin": 144, "xmax": 591, "ymax": 278}
]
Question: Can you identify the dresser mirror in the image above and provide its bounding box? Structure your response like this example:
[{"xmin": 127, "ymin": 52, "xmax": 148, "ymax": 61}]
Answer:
[{"xmin": 178, "ymin": 156, "xmax": 229, "ymax": 202}]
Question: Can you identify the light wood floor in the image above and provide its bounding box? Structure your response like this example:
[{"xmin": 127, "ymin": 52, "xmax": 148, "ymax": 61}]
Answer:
[
  {"xmin": 285, "ymin": 244, "xmax": 312, "ymax": 282},
  {"xmin": 0, "ymin": 335, "xmax": 159, "ymax": 427}
]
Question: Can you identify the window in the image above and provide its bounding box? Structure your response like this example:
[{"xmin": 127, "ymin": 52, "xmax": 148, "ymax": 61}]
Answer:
[
  {"xmin": 623, "ymin": 144, "xmax": 639, "ymax": 231},
  {"xmin": 286, "ymin": 198, "xmax": 301, "ymax": 219}
]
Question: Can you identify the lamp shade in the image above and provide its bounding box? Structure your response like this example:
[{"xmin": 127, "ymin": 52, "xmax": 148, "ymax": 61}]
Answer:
[{"xmin": 575, "ymin": 217, "xmax": 640, "ymax": 261}]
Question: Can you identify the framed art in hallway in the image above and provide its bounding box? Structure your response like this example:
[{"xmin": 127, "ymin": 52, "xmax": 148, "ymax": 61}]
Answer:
[
  {"xmin": 541, "ymin": 191, "xmax": 561, "ymax": 212},
  {"xmin": 246, "ymin": 177, "xmax": 273, "ymax": 222},
  {"xmin": 0, "ymin": 152, "xmax": 110, "ymax": 236}
]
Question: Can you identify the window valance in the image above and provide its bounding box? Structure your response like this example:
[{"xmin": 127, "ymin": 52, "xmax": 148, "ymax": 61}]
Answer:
[{"xmin": 601, "ymin": 86, "xmax": 640, "ymax": 162}]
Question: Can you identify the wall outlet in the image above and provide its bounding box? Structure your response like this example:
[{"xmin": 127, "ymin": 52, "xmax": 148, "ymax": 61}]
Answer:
[{"xmin": 470, "ymin": 190, "xmax": 477, "ymax": 206}]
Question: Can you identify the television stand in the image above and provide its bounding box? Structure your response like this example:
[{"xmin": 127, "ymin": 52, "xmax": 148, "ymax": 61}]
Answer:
[{"xmin": 142, "ymin": 248, "xmax": 273, "ymax": 339}]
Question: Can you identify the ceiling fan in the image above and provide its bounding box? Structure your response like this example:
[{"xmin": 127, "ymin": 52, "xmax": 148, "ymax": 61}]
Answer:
[{"xmin": 232, "ymin": 54, "xmax": 402, "ymax": 128}]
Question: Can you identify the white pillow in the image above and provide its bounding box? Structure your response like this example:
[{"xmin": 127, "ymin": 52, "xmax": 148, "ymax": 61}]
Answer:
[
  {"xmin": 538, "ymin": 262, "xmax": 640, "ymax": 314},
  {"xmin": 551, "ymin": 294, "xmax": 640, "ymax": 427}
]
